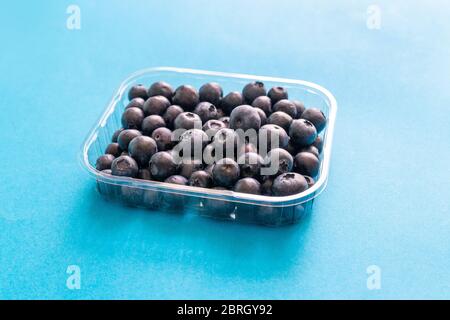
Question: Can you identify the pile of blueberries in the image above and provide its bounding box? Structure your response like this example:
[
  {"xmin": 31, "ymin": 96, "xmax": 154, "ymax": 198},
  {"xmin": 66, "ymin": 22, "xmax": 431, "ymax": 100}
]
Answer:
[{"xmin": 96, "ymin": 80, "xmax": 326, "ymax": 197}]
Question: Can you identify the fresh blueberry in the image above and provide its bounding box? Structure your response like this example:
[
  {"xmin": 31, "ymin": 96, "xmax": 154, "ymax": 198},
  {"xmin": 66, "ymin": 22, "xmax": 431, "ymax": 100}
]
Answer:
[
  {"xmin": 242, "ymin": 81, "xmax": 266, "ymax": 104},
  {"xmin": 285, "ymin": 142, "xmax": 299, "ymax": 156},
  {"xmin": 233, "ymin": 177, "xmax": 261, "ymax": 195},
  {"xmin": 173, "ymin": 85, "xmax": 199, "ymax": 111},
  {"xmin": 165, "ymin": 175, "xmax": 188, "ymax": 185},
  {"xmin": 121, "ymin": 107, "xmax": 145, "ymax": 130},
  {"xmin": 268, "ymin": 86, "xmax": 288, "ymax": 104},
  {"xmin": 220, "ymin": 91, "xmax": 243, "ymax": 115},
  {"xmin": 301, "ymin": 108, "xmax": 327, "ymax": 132},
  {"xmin": 229, "ymin": 105, "xmax": 261, "ymax": 131},
  {"xmin": 125, "ymin": 97, "xmax": 145, "ymax": 110},
  {"xmin": 219, "ymin": 116, "xmax": 230, "ymax": 128},
  {"xmin": 264, "ymin": 148, "xmax": 293, "ymax": 175},
  {"xmin": 212, "ymin": 158, "xmax": 240, "ymax": 188},
  {"xmin": 149, "ymin": 151, "xmax": 179, "ymax": 181},
  {"xmin": 303, "ymin": 175, "xmax": 315, "ymax": 188},
  {"xmin": 237, "ymin": 152, "xmax": 264, "ymax": 179},
  {"xmin": 312, "ymin": 135, "xmax": 323, "ymax": 153},
  {"xmin": 177, "ymin": 129, "xmax": 209, "ymax": 160},
  {"xmin": 147, "ymin": 81, "xmax": 173, "ymax": 101},
  {"xmin": 202, "ymin": 119, "xmax": 226, "ymax": 138},
  {"xmin": 294, "ymin": 152, "xmax": 320, "ymax": 177},
  {"xmin": 117, "ymin": 129, "xmax": 142, "ymax": 151},
  {"xmin": 137, "ymin": 168, "xmax": 152, "ymax": 180},
  {"xmin": 272, "ymin": 172, "xmax": 308, "ymax": 196},
  {"xmin": 300, "ymin": 145, "xmax": 320, "ymax": 158},
  {"xmin": 289, "ymin": 119, "xmax": 317, "ymax": 147},
  {"xmin": 272, "ymin": 99, "xmax": 297, "ymax": 118},
  {"xmin": 105, "ymin": 142, "xmax": 122, "ymax": 157},
  {"xmin": 163, "ymin": 105, "xmax": 184, "ymax": 129},
  {"xmin": 111, "ymin": 155, "xmax": 139, "ymax": 177},
  {"xmin": 179, "ymin": 159, "xmax": 203, "ymax": 178},
  {"xmin": 112, "ymin": 128, "xmax": 124, "ymax": 143},
  {"xmin": 128, "ymin": 84, "xmax": 148, "ymax": 101},
  {"xmin": 258, "ymin": 124, "xmax": 289, "ymax": 151},
  {"xmin": 143, "ymin": 95, "xmax": 171, "ymax": 116},
  {"xmin": 128, "ymin": 136, "xmax": 158, "ymax": 167},
  {"xmin": 255, "ymin": 107, "xmax": 267, "ymax": 126},
  {"xmin": 194, "ymin": 102, "xmax": 218, "ymax": 123},
  {"xmin": 142, "ymin": 115, "xmax": 166, "ymax": 136},
  {"xmin": 199, "ymin": 82, "xmax": 223, "ymax": 106},
  {"xmin": 252, "ymin": 96, "xmax": 272, "ymax": 115},
  {"xmin": 292, "ymin": 100, "xmax": 305, "ymax": 118},
  {"xmin": 268, "ymin": 111, "xmax": 292, "ymax": 132},
  {"xmin": 188, "ymin": 170, "xmax": 213, "ymax": 188},
  {"xmin": 96, "ymin": 154, "xmax": 115, "ymax": 171},
  {"xmin": 212, "ymin": 128, "xmax": 239, "ymax": 158},
  {"xmin": 151, "ymin": 127, "xmax": 174, "ymax": 151},
  {"xmin": 174, "ymin": 112, "xmax": 202, "ymax": 130}
]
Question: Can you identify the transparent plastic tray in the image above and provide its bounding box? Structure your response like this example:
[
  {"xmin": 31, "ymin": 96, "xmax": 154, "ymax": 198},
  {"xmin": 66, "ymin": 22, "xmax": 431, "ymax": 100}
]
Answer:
[{"xmin": 80, "ymin": 67, "xmax": 337, "ymax": 226}]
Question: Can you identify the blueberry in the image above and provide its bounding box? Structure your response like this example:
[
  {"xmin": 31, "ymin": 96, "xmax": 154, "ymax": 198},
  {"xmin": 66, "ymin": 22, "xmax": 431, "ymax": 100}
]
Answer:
[
  {"xmin": 252, "ymin": 96, "xmax": 272, "ymax": 115},
  {"xmin": 143, "ymin": 95, "xmax": 171, "ymax": 116},
  {"xmin": 229, "ymin": 105, "xmax": 261, "ymax": 131},
  {"xmin": 268, "ymin": 86, "xmax": 288, "ymax": 104},
  {"xmin": 125, "ymin": 97, "xmax": 145, "ymax": 110},
  {"xmin": 260, "ymin": 176, "xmax": 274, "ymax": 196},
  {"xmin": 112, "ymin": 128, "xmax": 124, "ymax": 143},
  {"xmin": 273, "ymin": 99, "xmax": 297, "ymax": 118},
  {"xmin": 220, "ymin": 91, "xmax": 243, "ymax": 115},
  {"xmin": 268, "ymin": 111, "xmax": 292, "ymax": 132},
  {"xmin": 264, "ymin": 148, "xmax": 293, "ymax": 175},
  {"xmin": 199, "ymin": 82, "xmax": 223, "ymax": 106},
  {"xmin": 219, "ymin": 116, "xmax": 230, "ymax": 128},
  {"xmin": 148, "ymin": 81, "xmax": 173, "ymax": 101},
  {"xmin": 237, "ymin": 152, "xmax": 264, "ymax": 179},
  {"xmin": 151, "ymin": 127, "xmax": 174, "ymax": 151},
  {"xmin": 121, "ymin": 107, "xmax": 145, "ymax": 130},
  {"xmin": 202, "ymin": 119, "xmax": 226, "ymax": 138},
  {"xmin": 105, "ymin": 142, "xmax": 122, "ymax": 157},
  {"xmin": 312, "ymin": 135, "xmax": 323, "ymax": 153},
  {"xmin": 111, "ymin": 155, "xmax": 139, "ymax": 177},
  {"xmin": 258, "ymin": 124, "xmax": 289, "ymax": 151},
  {"xmin": 303, "ymin": 175, "xmax": 315, "ymax": 188},
  {"xmin": 237, "ymin": 141, "xmax": 258, "ymax": 156},
  {"xmin": 212, "ymin": 128, "xmax": 239, "ymax": 158},
  {"xmin": 149, "ymin": 151, "xmax": 179, "ymax": 181},
  {"xmin": 174, "ymin": 112, "xmax": 202, "ymax": 130},
  {"xmin": 194, "ymin": 102, "xmax": 218, "ymax": 123},
  {"xmin": 292, "ymin": 100, "xmax": 305, "ymax": 118},
  {"xmin": 96, "ymin": 154, "xmax": 115, "ymax": 171},
  {"xmin": 142, "ymin": 115, "xmax": 166, "ymax": 136},
  {"xmin": 242, "ymin": 81, "xmax": 266, "ymax": 104},
  {"xmin": 137, "ymin": 168, "xmax": 152, "ymax": 180},
  {"xmin": 173, "ymin": 85, "xmax": 199, "ymax": 111},
  {"xmin": 128, "ymin": 136, "xmax": 158, "ymax": 167},
  {"xmin": 272, "ymin": 172, "xmax": 308, "ymax": 196},
  {"xmin": 294, "ymin": 152, "xmax": 320, "ymax": 177},
  {"xmin": 289, "ymin": 119, "xmax": 317, "ymax": 147},
  {"xmin": 301, "ymin": 108, "xmax": 327, "ymax": 133},
  {"xmin": 188, "ymin": 170, "xmax": 213, "ymax": 188},
  {"xmin": 178, "ymin": 129, "xmax": 209, "ymax": 160},
  {"xmin": 300, "ymin": 145, "xmax": 320, "ymax": 158},
  {"xmin": 285, "ymin": 141, "xmax": 299, "ymax": 156},
  {"xmin": 165, "ymin": 175, "xmax": 188, "ymax": 185},
  {"xmin": 128, "ymin": 84, "xmax": 148, "ymax": 101},
  {"xmin": 212, "ymin": 158, "xmax": 240, "ymax": 188},
  {"xmin": 216, "ymin": 108, "xmax": 225, "ymax": 119},
  {"xmin": 117, "ymin": 129, "xmax": 142, "ymax": 151},
  {"xmin": 163, "ymin": 105, "xmax": 184, "ymax": 129},
  {"xmin": 179, "ymin": 159, "xmax": 203, "ymax": 178},
  {"xmin": 255, "ymin": 107, "xmax": 267, "ymax": 126},
  {"xmin": 203, "ymin": 143, "xmax": 216, "ymax": 163},
  {"xmin": 233, "ymin": 177, "xmax": 261, "ymax": 195}
]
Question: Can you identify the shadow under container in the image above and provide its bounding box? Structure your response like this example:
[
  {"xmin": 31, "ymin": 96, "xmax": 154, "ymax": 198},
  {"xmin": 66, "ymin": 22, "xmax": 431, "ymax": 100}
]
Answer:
[{"xmin": 82, "ymin": 67, "xmax": 337, "ymax": 227}]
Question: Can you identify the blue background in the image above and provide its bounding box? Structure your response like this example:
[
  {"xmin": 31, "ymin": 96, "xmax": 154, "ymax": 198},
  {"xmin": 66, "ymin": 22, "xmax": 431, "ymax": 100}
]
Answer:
[{"xmin": 0, "ymin": 0, "xmax": 449, "ymax": 299}]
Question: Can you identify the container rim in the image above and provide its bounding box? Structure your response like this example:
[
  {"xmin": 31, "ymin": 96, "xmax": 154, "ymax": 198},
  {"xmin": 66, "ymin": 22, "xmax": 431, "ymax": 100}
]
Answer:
[{"xmin": 80, "ymin": 67, "xmax": 337, "ymax": 206}]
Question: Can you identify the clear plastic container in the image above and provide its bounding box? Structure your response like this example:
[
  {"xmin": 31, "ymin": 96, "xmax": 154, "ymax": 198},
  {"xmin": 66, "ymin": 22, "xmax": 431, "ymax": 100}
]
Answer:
[{"xmin": 80, "ymin": 67, "xmax": 337, "ymax": 226}]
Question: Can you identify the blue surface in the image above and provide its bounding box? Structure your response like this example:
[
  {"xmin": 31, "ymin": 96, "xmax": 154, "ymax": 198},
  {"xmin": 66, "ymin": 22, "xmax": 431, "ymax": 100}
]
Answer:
[{"xmin": 1, "ymin": 0, "xmax": 449, "ymax": 299}]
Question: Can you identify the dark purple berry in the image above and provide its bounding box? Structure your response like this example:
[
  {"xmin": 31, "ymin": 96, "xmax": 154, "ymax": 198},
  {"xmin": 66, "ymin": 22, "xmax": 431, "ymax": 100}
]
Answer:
[
  {"xmin": 105, "ymin": 142, "xmax": 122, "ymax": 157},
  {"xmin": 301, "ymin": 108, "xmax": 327, "ymax": 133},
  {"xmin": 142, "ymin": 115, "xmax": 166, "ymax": 136},
  {"xmin": 289, "ymin": 119, "xmax": 317, "ymax": 147},
  {"xmin": 163, "ymin": 105, "xmax": 184, "ymax": 129},
  {"xmin": 268, "ymin": 111, "xmax": 292, "ymax": 132},
  {"xmin": 258, "ymin": 124, "xmax": 289, "ymax": 151},
  {"xmin": 117, "ymin": 129, "xmax": 142, "ymax": 151},
  {"xmin": 220, "ymin": 91, "xmax": 243, "ymax": 115},
  {"xmin": 137, "ymin": 168, "xmax": 152, "ymax": 180},
  {"xmin": 194, "ymin": 102, "xmax": 218, "ymax": 123},
  {"xmin": 199, "ymin": 82, "xmax": 223, "ymax": 106},
  {"xmin": 292, "ymin": 100, "xmax": 305, "ymax": 118},
  {"xmin": 312, "ymin": 136, "xmax": 323, "ymax": 153},
  {"xmin": 188, "ymin": 170, "xmax": 213, "ymax": 188},
  {"xmin": 233, "ymin": 177, "xmax": 261, "ymax": 195},
  {"xmin": 268, "ymin": 86, "xmax": 288, "ymax": 104},
  {"xmin": 125, "ymin": 97, "xmax": 145, "ymax": 110},
  {"xmin": 174, "ymin": 112, "xmax": 202, "ymax": 130},
  {"xmin": 128, "ymin": 84, "xmax": 148, "ymax": 101},
  {"xmin": 96, "ymin": 154, "xmax": 115, "ymax": 171},
  {"xmin": 121, "ymin": 107, "xmax": 144, "ymax": 130},
  {"xmin": 252, "ymin": 96, "xmax": 272, "ymax": 115},
  {"xmin": 212, "ymin": 158, "xmax": 240, "ymax": 188},
  {"xmin": 143, "ymin": 95, "xmax": 171, "ymax": 116},
  {"xmin": 255, "ymin": 107, "xmax": 267, "ymax": 126},
  {"xmin": 229, "ymin": 105, "xmax": 261, "ymax": 131},
  {"xmin": 173, "ymin": 85, "xmax": 199, "ymax": 111},
  {"xmin": 294, "ymin": 152, "xmax": 320, "ymax": 177},
  {"xmin": 111, "ymin": 155, "xmax": 139, "ymax": 177},
  {"xmin": 148, "ymin": 81, "xmax": 173, "ymax": 101},
  {"xmin": 149, "ymin": 151, "xmax": 179, "ymax": 181},
  {"xmin": 237, "ymin": 152, "xmax": 264, "ymax": 179},
  {"xmin": 272, "ymin": 172, "xmax": 308, "ymax": 196},
  {"xmin": 151, "ymin": 127, "xmax": 174, "ymax": 151},
  {"xmin": 128, "ymin": 136, "xmax": 158, "ymax": 167},
  {"xmin": 273, "ymin": 99, "xmax": 297, "ymax": 118},
  {"xmin": 112, "ymin": 128, "xmax": 124, "ymax": 143},
  {"xmin": 202, "ymin": 119, "xmax": 226, "ymax": 138},
  {"xmin": 242, "ymin": 81, "xmax": 266, "ymax": 104},
  {"xmin": 264, "ymin": 148, "xmax": 293, "ymax": 175}
]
